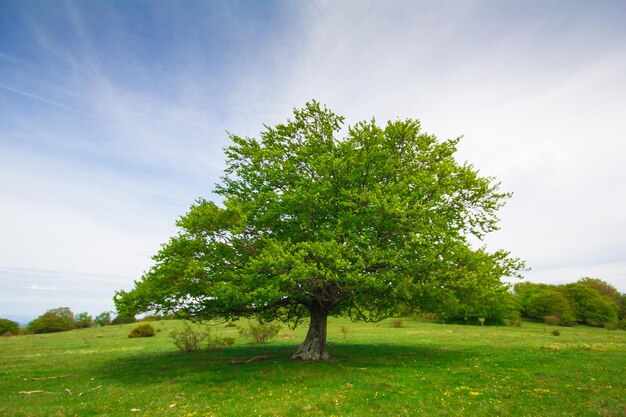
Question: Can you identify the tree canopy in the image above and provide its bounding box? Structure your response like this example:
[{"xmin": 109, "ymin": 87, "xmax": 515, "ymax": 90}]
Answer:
[
  {"xmin": 514, "ymin": 278, "xmax": 621, "ymax": 327},
  {"xmin": 115, "ymin": 101, "xmax": 524, "ymax": 359},
  {"xmin": 0, "ymin": 318, "xmax": 19, "ymax": 335},
  {"xmin": 28, "ymin": 307, "xmax": 76, "ymax": 334}
]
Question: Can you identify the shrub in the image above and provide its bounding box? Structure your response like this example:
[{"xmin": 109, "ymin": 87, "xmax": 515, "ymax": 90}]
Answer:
[
  {"xmin": 390, "ymin": 319, "xmax": 404, "ymax": 328},
  {"xmin": 170, "ymin": 324, "xmax": 209, "ymax": 352},
  {"xmin": 544, "ymin": 316, "xmax": 560, "ymax": 326},
  {"xmin": 170, "ymin": 323, "xmax": 234, "ymax": 352},
  {"xmin": 222, "ymin": 337, "xmax": 235, "ymax": 346},
  {"xmin": 238, "ymin": 321, "xmax": 281, "ymax": 344},
  {"xmin": 551, "ymin": 329, "xmax": 561, "ymax": 336},
  {"xmin": 0, "ymin": 318, "xmax": 19, "ymax": 335},
  {"xmin": 225, "ymin": 321, "xmax": 237, "ymax": 328},
  {"xmin": 128, "ymin": 324, "xmax": 156, "ymax": 338}
]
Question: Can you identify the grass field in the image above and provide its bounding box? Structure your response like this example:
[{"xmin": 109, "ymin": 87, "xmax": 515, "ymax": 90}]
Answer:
[{"xmin": 1, "ymin": 318, "xmax": 625, "ymax": 417}]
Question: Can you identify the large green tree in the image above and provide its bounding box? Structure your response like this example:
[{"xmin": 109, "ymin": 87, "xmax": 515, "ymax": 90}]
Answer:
[{"xmin": 115, "ymin": 102, "xmax": 523, "ymax": 360}]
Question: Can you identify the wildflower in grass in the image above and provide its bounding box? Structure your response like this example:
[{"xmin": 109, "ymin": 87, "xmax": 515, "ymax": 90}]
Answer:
[
  {"xmin": 469, "ymin": 391, "xmax": 481, "ymax": 396},
  {"xmin": 533, "ymin": 388, "xmax": 555, "ymax": 394}
]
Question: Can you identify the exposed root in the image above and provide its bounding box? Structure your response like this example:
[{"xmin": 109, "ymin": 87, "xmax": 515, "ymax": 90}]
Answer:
[{"xmin": 291, "ymin": 337, "xmax": 330, "ymax": 361}]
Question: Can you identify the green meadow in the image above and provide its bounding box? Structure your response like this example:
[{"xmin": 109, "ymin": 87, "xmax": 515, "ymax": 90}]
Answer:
[{"xmin": 1, "ymin": 319, "xmax": 624, "ymax": 417}]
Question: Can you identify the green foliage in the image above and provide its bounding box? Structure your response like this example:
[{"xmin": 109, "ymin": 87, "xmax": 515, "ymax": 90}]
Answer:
[
  {"xmin": 564, "ymin": 283, "xmax": 618, "ymax": 327},
  {"xmin": 544, "ymin": 315, "xmax": 561, "ymax": 326},
  {"xmin": 0, "ymin": 318, "xmax": 19, "ymax": 335},
  {"xmin": 577, "ymin": 277, "xmax": 625, "ymax": 319},
  {"xmin": 112, "ymin": 314, "xmax": 136, "ymax": 325},
  {"xmin": 94, "ymin": 311, "xmax": 112, "ymax": 327},
  {"xmin": 515, "ymin": 281, "xmax": 620, "ymax": 327},
  {"xmin": 437, "ymin": 289, "xmax": 520, "ymax": 325},
  {"xmin": 128, "ymin": 323, "xmax": 156, "ymax": 338},
  {"xmin": 515, "ymin": 283, "xmax": 576, "ymax": 325},
  {"xmin": 551, "ymin": 329, "xmax": 561, "ymax": 336},
  {"xmin": 28, "ymin": 307, "xmax": 76, "ymax": 334},
  {"xmin": 115, "ymin": 101, "xmax": 524, "ymax": 357},
  {"xmin": 238, "ymin": 321, "xmax": 281, "ymax": 344},
  {"xmin": 75, "ymin": 312, "xmax": 93, "ymax": 329}
]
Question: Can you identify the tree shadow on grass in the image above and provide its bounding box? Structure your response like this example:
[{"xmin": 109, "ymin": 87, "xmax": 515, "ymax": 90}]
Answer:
[{"xmin": 96, "ymin": 342, "xmax": 473, "ymax": 386}]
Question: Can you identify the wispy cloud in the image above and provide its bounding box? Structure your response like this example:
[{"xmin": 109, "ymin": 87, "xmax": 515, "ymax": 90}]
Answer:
[
  {"xmin": 0, "ymin": 51, "xmax": 18, "ymax": 63},
  {"xmin": 1, "ymin": 1, "xmax": 625, "ymax": 318},
  {"xmin": 0, "ymin": 82, "xmax": 73, "ymax": 110}
]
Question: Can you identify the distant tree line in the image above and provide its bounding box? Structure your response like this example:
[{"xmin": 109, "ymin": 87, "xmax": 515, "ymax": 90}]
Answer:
[
  {"xmin": 513, "ymin": 278, "xmax": 624, "ymax": 327},
  {"xmin": 1, "ymin": 278, "xmax": 624, "ymax": 336},
  {"xmin": 422, "ymin": 277, "xmax": 624, "ymax": 329},
  {"xmin": 0, "ymin": 309, "xmax": 141, "ymax": 335}
]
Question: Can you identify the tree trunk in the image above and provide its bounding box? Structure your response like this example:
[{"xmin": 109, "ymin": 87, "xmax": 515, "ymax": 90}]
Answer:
[{"xmin": 292, "ymin": 302, "xmax": 330, "ymax": 360}]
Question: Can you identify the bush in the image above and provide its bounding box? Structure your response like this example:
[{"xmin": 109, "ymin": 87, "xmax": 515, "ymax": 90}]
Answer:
[
  {"xmin": 238, "ymin": 321, "xmax": 281, "ymax": 344},
  {"xmin": 390, "ymin": 319, "xmax": 404, "ymax": 328},
  {"xmin": 170, "ymin": 324, "xmax": 208, "ymax": 352},
  {"xmin": 0, "ymin": 318, "xmax": 19, "ymax": 335},
  {"xmin": 551, "ymin": 329, "xmax": 561, "ymax": 336},
  {"xmin": 222, "ymin": 337, "xmax": 235, "ymax": 346},
  {"xmin": 544, "ymin": 315, "xmax": 561, "ymax": 326},
  {"xmin": 128, "ymin": 324, "xmax": 156, "ymax": 338},
  {"xmin": 170, "ymin": 323, "xmax": 235, "ymax": 352}
]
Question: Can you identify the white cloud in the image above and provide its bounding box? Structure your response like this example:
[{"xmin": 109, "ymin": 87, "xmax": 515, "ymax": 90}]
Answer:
[
  {"xmin": 1, "ymin": 1, "xmax": 625, "ymax": 319},
  {"xmin": 25, "ymin": 285, "xmax": 58, "ymax": 291}
]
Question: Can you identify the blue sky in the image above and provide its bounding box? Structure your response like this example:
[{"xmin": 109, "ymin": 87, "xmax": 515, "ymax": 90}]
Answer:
[{"xmin": 1, "ymin": 0, "xmax": 625, "ymax": 320}]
